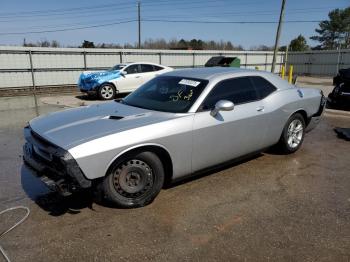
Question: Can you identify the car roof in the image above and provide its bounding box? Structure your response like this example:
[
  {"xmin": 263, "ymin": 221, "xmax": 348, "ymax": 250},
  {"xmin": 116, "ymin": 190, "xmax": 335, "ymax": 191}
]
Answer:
[
  {"xmin": 162, "ymin": 67, "xmax": 291, "ymax": 90},
  {"xmin": 163, "ymin": 67, "xmax": 269, "ymax": 79},
  {"xmin": 124, "ymin": 62, "xmax": 165, "ymax": 67}
]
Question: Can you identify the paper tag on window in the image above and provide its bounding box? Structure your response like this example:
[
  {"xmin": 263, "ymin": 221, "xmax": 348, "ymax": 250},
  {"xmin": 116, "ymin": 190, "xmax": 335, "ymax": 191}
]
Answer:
[{"xmin": 179, "ymin": 79, "xmax": 201, "ymax": 87}]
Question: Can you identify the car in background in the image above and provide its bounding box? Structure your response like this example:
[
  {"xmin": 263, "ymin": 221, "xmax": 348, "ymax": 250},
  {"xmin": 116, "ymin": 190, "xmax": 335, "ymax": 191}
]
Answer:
[
  {"xmin": 328, "ymin": 68, "xmax": 350, "ymax": 110},
  {"xmin": 78, "ymin": 62, "xmax": 173, "ymax": 100},
  {"xmin": 24, "ymin": 67, "xmax": 326, "ymax": 208}
]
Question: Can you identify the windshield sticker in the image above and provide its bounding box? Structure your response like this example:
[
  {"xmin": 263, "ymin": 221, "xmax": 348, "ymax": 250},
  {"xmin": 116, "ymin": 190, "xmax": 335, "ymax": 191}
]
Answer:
[
  {"xmin": 169, "ymin": 89, "xmax": 194, "ymax": 101},
  {"xmin": 184, "ymin": 90, "xmax": 193, "ymax": 100},
  {"xmin": 179, "ymin": 79, "xmax": 201, "ymax": 87}
]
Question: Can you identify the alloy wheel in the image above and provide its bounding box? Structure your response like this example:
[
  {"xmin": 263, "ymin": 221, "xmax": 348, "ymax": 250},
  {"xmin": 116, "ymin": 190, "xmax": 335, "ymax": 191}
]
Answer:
[{"xmin": 287, "ymin": 119, "xmax": 304, "ymax": 148}]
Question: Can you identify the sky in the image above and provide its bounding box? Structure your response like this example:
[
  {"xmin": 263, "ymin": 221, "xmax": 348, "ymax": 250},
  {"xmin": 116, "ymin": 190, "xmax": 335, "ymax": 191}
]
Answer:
[{"xmin": 0, "ymin": 0, "xmax": 349, "ymax": 49}]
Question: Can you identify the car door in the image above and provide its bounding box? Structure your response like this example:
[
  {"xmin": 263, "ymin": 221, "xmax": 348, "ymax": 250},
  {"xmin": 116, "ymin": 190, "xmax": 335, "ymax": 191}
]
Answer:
[
  {"xmin": 249, "ymin": 76, "xmax": 279, "ymax": 147},
  {"xmin": 139, "ymin": 64, "xmax": 158, "ymax": 83},
  {"xmin": 118, "ymin": 64, "xmax": 143, "ymax": 92},
  {"xmin": 192, "ymin": 76, "xmax": 270, "ymax": 172}
]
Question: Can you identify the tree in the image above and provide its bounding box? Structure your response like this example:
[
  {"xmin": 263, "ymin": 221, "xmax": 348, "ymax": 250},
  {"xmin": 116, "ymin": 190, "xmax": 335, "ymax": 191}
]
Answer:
[
  {"xmin": 310, "ymin": 7, "xmax": 350, "ymax": 49},
  {"xmin": 38, "ymin": 40, "xmax": 50, "ymax": 47},
  {"xmin": 250, "ymin": 45, "xmax": 274, "ymax": 51},
  {"xmin": 81, "ymin": 40, "xmax": 95, "ymax": 48},
  {"xmin": 178, "ymin": 39, "xmax": 188, "ymax": 49},
  {"xmin": 289, "ymin": 35, "xmax": 309, "ymax": 51},
  {"xmin": 51, "ymin": 40, "xmax": 60, "ymax": 48}
]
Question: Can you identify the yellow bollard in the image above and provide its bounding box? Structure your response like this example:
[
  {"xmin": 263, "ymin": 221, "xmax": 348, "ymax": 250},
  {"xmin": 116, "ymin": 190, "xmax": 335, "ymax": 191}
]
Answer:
[
  {"xmin": 288, "ymin": 65, "xmax": 293, "ymax": 83},
  {"xmin": 281, "ymin": 65, "xmax": 285, "ymax": 79}
]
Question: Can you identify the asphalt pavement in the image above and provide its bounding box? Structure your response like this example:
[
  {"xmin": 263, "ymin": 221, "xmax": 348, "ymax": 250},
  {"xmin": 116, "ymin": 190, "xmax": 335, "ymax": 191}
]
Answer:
[{"xmin": 0, "ymin": 94, "xmax": 349, "ymax": 262}]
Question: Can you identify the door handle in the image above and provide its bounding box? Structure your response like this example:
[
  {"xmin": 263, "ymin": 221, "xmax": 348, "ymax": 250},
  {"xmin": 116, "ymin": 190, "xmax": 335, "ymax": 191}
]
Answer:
[
  {"xmin": 256, "ymin": 106, "xmax": 264, "ymax": 112},
  {"xmin": 135, "ymin": 76, "xmax": 141, "ymax": 78}
]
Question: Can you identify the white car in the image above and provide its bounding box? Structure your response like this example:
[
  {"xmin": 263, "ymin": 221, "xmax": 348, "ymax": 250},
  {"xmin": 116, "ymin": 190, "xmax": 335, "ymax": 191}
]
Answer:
[{"xmin": 78, "ymin": 62, "xmax": 173, "ymax": 100}]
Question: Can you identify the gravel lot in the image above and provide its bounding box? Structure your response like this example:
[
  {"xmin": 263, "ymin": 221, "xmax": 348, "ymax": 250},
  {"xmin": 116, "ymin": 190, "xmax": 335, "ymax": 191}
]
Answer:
[{"xmin": 0, "ymin": 90, "xmax": 349, "ymax": 261}]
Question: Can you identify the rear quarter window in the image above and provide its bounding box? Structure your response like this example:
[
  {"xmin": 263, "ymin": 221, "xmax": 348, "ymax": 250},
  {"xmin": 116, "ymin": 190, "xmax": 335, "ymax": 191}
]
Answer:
[
  {"xmin": 153, "ymin": 65, "xmax": 164, "ymax": 71},
  {"xmin": 250, "ymin": 76, "xmax": 277, "ymax": 99}
]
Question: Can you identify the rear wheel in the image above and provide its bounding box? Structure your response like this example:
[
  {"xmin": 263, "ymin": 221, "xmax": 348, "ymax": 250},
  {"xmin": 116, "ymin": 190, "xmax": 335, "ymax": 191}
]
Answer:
[
  {"xmin": 277, "ymin": 113, "xmax": 305, "ymax": 154},
  {"xmin": 101, "ymin": 152, "xmax": 164, "ymax": 208},
  {"xmin": 98, "ymin": 84, "xmax": 116, "ymax": 100}
]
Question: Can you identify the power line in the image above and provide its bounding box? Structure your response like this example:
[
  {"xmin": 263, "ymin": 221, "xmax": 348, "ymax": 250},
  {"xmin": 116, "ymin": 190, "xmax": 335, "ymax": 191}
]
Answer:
[
  {"xmin": 141, "ymin": 19, "xmax": 321, "ymax": 24},
  {"xmin": 0, "ymin": 0, "xmax": 257, "ymax": 17},
  {"xmin": 142, "ymin": 9, "xmax": 331, "ymax": 20},
  {"xmin": 0, "ymin": 18, "xmax": 323, "ymax": 36},
  {"xmin": 0, "ymin": 20, "xmax": 137, "ymax": 36},
  {"xmin": 0, "ymin": 5, "xmax": 136, "ymax": 19},
  {"xmin": 2, "ymin": 8, "xmax": 327, "ymax": 31},
  {"xmin": 0, "ymin": 9, "xmax": 137, "ymax": 23},
  {"xmin": 0, "ymin": 1, "xmax": 133, "ymax": 17}
]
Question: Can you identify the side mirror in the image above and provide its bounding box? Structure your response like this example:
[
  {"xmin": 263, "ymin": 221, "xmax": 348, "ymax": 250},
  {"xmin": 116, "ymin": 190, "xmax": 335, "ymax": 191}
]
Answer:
[
  {"xmin": 210, "ymin": 100, "xmax": 234, "ymax": 116},
  {"xmin": 120, "ymin": 71, "xmax": 128, "ymax": 77}
]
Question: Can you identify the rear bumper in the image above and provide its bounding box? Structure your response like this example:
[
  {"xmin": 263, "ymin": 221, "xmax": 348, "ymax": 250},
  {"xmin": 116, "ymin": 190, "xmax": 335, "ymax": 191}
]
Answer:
[
  {"xmin": 305, "ymin": 94, "xmax": 327, "ymax": 133},
  {"xmin": 23, "ymin": 126, "xmax": 92, "ymax": 195}
]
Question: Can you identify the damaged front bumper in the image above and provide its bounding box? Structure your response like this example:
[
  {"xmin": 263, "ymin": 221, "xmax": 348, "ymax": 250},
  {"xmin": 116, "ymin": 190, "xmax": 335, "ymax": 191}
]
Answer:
[{"xmin": 23, "ymin": 126, "xmax": 91, "ymax": 196}]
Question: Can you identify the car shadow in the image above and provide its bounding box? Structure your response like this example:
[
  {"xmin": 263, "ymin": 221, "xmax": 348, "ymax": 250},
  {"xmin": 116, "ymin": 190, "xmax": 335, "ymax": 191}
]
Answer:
[
  {"xmin": 22, "ymin": 153, "xmax": 263, "ymax": 214},
  {"xmin": 21, "ymin": 165, "xmax": 95, "ymax": 216},
  {"xmin": 165, "ymin": 153, "xmax": 263, "ymax": 189}
]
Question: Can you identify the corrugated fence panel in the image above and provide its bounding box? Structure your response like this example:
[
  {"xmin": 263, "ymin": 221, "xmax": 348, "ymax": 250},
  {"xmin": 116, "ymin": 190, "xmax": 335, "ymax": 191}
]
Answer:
[
  {"xmin": 34, "ymin": 71, "xmax": 83, "ymax": 86},
  {"xmin": 86, "ymin": 53, "xmax": 121, "ymax": 68},
  {"xmin": 0, "ymin": 53, "xmax": 30, "ymax": 70},
  {"xmin": 0, "ymin": 46, "xmax": 349, "ymax": 89},
  {"xmin": 124, "ymin": 53, "xmax": 160, "ymax": 64},
  {"xmin": 289, "ymin": 50, "xmax": 350, "ymax": 76},
  {"xmin": 162, "ymin": 53, "xmax": 194, "ymax": 67},
  {"xmin": 0, "ymin": 72, "xmax": 33, "ymax": 88},
  {"xmin": 32, "ymin": 53, "xmax": 83, "ymax": 69}
]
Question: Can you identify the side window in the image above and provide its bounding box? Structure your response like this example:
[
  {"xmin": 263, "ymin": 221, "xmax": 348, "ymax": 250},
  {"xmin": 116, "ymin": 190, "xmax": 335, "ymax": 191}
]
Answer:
[
  {"xmin": 124, "ymin": 65, "xmax": 140, "ymax": 74},
  {"xmin": 141, "ymin": 64, "xmax": 154, "ymax": 73},
  {"xmin": 153, "ymin": 65, "xmax": 164, "ymax": 71},
  {"xmin": 250, "ymin": 76, "xmax": 277, "ymax": 99},
  {"xmin": 201, "ymin": 77, "xmax": 259, "ymax": 110}
]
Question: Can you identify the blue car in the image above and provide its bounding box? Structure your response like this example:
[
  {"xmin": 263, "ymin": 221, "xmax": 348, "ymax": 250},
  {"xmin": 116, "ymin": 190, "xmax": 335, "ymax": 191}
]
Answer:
[{"xmin": 78, "ymin": 62, "xmax": 173, "ymax": 100}]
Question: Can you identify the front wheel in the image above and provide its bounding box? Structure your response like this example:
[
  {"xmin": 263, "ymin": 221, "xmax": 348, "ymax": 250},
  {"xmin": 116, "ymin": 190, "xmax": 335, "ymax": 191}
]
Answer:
[
  {"xmin": 277, "ymin": 113, "xmax": 306, "ymax": 154},
  {"xmin": 100, "ymin": 152, "xmax": 164, "ymax": 208},
  {"xmin": 98, "ymin": 84, "xmax": 116, "ymax": 100}
]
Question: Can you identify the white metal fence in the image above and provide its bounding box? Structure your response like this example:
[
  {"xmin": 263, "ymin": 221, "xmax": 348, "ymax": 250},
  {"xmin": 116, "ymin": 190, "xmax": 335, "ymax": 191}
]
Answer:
[
  {"xmin": 0, "ymin": 46, "xmax": 349, "ymax": 90},
  {"xmin": 288, "ymin": 49, "xmax": 350, "ymax": 76}
]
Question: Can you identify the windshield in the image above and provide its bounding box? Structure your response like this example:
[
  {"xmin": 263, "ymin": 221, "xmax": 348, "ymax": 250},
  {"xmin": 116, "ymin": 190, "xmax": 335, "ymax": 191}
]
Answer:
[
  {"xmin": 110, "ymin": 64, "xmax": 125, "ymax": 71},
  {"xmin": 122, "ymin": 76, "xmax": 208, "ymax": 113}
]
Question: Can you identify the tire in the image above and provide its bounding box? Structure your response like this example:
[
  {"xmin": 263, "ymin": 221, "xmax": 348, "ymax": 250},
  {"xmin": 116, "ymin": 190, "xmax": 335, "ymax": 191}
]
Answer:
[
  {"xmin": 277, "ymin": 113, "xmax": 306, "ymax": 154},
  {"xmin": 98, "ymin": 83, "xmax": 116, "ymax": 100},
  {"xmin": 101, "ymin": 152, "xmax": 164, "ymax": 208}
]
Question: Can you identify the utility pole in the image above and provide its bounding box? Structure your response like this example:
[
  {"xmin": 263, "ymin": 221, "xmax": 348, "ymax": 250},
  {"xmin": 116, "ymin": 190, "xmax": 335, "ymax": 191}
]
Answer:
[
  {"xmin": 271, "ymin": 0, "xmax": 286, "ymax": 73},
  {"xmin": 138, "ymin": 1, "xmax": 141, "ymax": 49}
]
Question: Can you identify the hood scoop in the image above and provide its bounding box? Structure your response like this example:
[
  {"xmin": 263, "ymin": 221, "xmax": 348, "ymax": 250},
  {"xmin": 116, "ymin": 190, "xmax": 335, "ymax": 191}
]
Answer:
[{"xmin": 108, "ymin": 115, "xmax": 124, "ymax": 120}]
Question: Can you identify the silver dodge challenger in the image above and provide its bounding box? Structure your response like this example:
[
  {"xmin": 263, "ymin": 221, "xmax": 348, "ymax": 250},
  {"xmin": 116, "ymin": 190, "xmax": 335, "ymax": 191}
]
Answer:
[{"xmin": 23, "ymin": 67, "xmax": 326, "ymax": 207}]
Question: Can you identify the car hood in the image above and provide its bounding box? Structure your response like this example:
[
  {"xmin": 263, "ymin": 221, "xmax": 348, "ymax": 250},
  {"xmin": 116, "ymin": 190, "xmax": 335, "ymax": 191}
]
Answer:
[{"xmin": 29, "ymin": 102, "xmax": 178, "ymax": 149}]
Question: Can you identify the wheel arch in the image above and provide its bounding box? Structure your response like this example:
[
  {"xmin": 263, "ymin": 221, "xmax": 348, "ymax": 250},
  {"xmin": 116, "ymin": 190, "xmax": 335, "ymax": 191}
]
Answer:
[
  {"xmin": 290, "ymin": 109, "xmax": 310, "ymax": 127},
  {"xmin": 103, "ymin": 81, "xmax": 118, "ymax": 92},
  {"xmin": 105, "ymin": 143, "xmax": 174, "ymax": 186}
]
